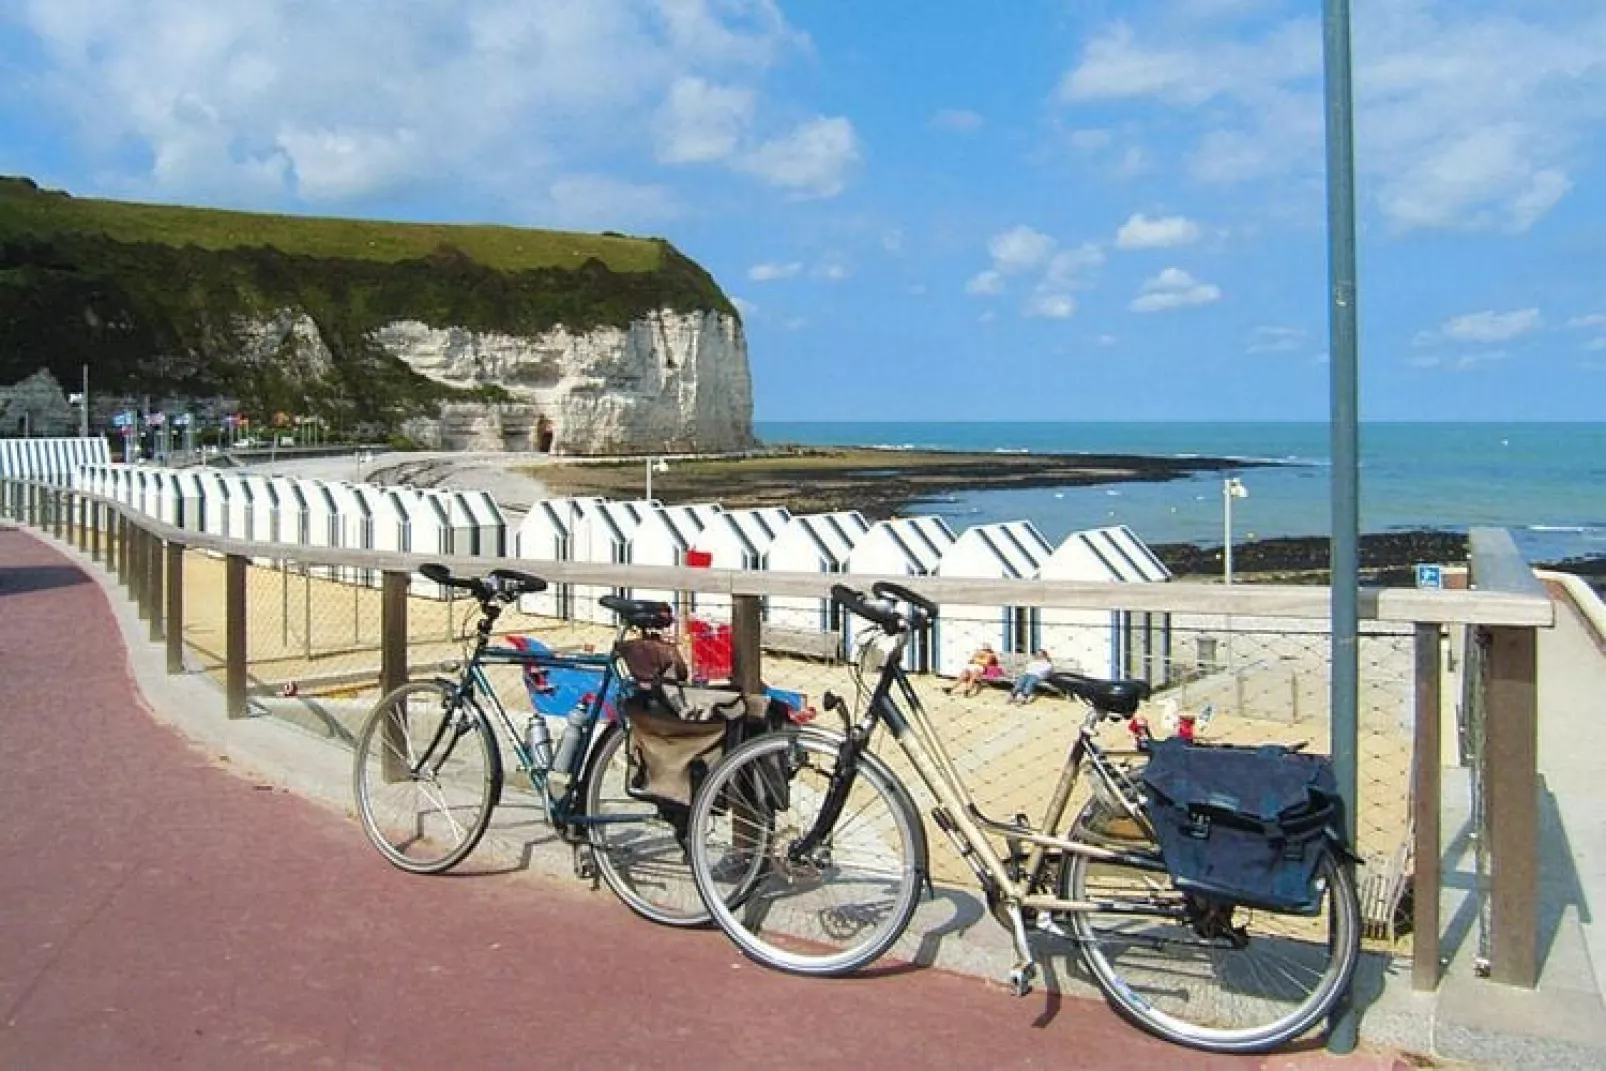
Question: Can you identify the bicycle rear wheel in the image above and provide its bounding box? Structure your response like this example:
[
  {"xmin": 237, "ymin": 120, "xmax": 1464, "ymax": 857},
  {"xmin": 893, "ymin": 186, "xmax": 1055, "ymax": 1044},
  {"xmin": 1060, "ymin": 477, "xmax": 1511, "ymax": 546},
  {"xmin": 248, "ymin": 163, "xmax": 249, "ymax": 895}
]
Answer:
[
  {"xmin": 1062, "ymin": 799, "xmax": 1360, "ymax": 1054},
  {"xmin": 688, "ymin": 730, "xmax": 926, "ymax": 976},
  {"xmin": 353, "ymin": 680, "xmax": 502, "ymax": 874},
  {"xmin": 582, "ymin": 722, "xmax": 711, "ymax": 927}
]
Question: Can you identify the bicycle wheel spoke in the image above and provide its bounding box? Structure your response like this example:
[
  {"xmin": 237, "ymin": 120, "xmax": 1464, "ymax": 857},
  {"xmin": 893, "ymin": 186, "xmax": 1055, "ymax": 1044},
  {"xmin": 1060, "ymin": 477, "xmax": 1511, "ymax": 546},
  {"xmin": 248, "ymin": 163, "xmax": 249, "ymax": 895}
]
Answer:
[{"xmin": 353, "ymin": 682, "xmax": 500, "ymax": 874}]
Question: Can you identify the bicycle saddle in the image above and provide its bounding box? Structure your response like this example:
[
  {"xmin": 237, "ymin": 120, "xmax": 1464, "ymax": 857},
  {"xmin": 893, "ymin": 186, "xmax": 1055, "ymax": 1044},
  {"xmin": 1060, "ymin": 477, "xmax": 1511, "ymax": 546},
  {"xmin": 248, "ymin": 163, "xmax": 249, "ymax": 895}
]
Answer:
[
  {"xmin": 1044, "ymin": 671, "xmax": 1151, "ymax": 716},
  {"xmin": 599, "ymin": 595, "xmax": 673, "ymax": 631}
]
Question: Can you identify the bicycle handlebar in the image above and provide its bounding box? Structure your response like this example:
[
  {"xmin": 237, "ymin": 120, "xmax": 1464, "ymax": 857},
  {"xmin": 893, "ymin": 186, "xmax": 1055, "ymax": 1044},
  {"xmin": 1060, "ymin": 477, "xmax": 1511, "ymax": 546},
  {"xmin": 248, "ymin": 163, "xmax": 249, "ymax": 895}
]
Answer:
[
  {"xmin": 830, "ymin": 582, "xmax": 935, "ymax": 635},
  {"xmin": 419, "ymin": 563, "xmax": 549, "ymax": 603}
]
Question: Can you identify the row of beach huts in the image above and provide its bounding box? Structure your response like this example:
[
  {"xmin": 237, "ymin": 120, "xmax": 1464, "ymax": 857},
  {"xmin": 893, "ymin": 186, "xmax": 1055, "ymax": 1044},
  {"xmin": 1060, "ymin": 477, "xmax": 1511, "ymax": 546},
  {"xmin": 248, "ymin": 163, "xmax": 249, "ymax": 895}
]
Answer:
[{"xmin": 7, "ymin": 440, "xmax": 1177, "ymax": 681}]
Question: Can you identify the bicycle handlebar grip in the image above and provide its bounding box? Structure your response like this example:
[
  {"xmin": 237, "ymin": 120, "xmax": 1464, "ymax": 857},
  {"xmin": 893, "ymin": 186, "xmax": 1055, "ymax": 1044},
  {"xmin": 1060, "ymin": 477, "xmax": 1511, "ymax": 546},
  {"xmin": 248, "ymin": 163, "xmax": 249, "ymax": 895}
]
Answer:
[
  {"xmin": 830, "ymin": 583, "xmax": 904, "ymax": 634},
  {"xmin": 870, "ymin": 580, "xmax": 938, "ymax": 624}
]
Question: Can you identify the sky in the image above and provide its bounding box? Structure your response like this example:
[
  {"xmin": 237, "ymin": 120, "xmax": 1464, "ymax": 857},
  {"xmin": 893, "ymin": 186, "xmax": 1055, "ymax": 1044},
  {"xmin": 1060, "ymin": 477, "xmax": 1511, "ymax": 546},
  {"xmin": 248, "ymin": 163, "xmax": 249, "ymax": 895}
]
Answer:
[{"xmin": 2, "ymin": 0, "xmax": 1605, "ymax": 422}]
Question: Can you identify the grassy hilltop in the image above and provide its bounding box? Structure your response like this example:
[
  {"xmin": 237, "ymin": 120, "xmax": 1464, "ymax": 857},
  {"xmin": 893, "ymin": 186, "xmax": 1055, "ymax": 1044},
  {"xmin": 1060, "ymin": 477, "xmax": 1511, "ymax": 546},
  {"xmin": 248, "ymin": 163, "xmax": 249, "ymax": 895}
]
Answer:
[{"xmin": 0, "ymin": 177, "xmax": 734, "ymax": 427}]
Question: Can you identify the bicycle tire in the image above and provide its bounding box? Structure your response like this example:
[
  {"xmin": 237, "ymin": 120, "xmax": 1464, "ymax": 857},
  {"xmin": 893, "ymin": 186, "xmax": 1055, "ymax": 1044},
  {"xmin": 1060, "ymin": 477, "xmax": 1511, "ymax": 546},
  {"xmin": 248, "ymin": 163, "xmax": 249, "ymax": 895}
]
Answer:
[
  {"xmin": 353, "ymin": 679, "xmax": 503, "ymax": 874},
  {"xmin": 688, "ymin": 729, "xmax": 927, "ymax": 976},
  {"xmin": 1062, "ymin": 797, "xmax": 1360, "ymax": 1054},
  {"xmin": 581, "ymin": 721, "xmax": 712, "ymax": 928}
]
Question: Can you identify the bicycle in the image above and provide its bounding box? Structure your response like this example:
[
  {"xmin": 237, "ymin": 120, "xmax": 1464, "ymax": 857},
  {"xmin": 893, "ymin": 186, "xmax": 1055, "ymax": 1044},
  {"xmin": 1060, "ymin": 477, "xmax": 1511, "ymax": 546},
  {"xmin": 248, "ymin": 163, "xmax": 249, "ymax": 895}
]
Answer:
[
  {"xmin": 351, "ymin": 563, "xmax": 713, "ymax": 927},
  {"xmin": 685, "ymin": 580, "xmax": 1361, "ymax": 1054}
]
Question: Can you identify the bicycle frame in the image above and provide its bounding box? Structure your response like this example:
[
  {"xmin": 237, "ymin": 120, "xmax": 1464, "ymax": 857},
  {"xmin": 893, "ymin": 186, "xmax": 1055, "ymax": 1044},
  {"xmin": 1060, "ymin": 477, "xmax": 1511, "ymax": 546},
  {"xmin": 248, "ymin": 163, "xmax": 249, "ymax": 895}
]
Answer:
[{"xmin": 833, "ymin": 631, "xmax": 1174, "ymax": 932}]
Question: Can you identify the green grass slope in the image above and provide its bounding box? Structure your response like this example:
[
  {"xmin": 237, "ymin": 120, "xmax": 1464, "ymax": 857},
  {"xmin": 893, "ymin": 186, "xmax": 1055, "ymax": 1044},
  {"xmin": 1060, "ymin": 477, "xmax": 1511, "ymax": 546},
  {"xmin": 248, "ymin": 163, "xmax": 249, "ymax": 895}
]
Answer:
[{"xmin": 0, "ymin": 177, "xmax": 735, "ymax": 427}]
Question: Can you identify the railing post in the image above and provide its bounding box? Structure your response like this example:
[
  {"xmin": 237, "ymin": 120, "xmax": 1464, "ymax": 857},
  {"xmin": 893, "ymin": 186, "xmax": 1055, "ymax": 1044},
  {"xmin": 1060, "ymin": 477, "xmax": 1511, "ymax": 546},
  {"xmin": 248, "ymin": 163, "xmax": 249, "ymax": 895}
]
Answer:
[
  {"xmin": 1485, "ymin": 623, "xmax": 1539, "ymax": 988},
  {"xmin": 91, "ymin": 501, "xmax": 102, "ymax": 563},
  {"xmin": 380, "ymin": 570, "xmax": 409, "ymax": 697},
  {"xmin": 51, "ymin": 488, "xmax": 64, "ymax": 539},
  {"xmin": 149, "ymin": 535, "xmax": 165, "ymax": 643},
  {"xmin": 134, "ymin": 525, "xmax": 152, "ymax": 620},
  {"xmin": 116, "ymin": 513, "xmax": 130, "ymax": 590},
  {"xmin": 731, "ymin": 594, "xmax": 763, "ymax": 695},
  {"xmin": 1413, "ymin": 623, "xmax": 1443, "ymax": 991},
  {"xmin": 166, "ymin": 541, "xmax": 185, "ymax": 674},
  {"xmin": 226, "ymin": 553, "xmax": 248, "ymax": 718}
]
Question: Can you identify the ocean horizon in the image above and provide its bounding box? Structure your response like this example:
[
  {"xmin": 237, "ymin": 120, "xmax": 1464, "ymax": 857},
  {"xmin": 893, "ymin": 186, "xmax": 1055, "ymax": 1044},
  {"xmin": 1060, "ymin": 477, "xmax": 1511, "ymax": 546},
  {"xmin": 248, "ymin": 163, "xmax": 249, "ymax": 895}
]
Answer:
[{"xmin": 754, "ymin": 421, "xmax": 1606, "ymax": 565}]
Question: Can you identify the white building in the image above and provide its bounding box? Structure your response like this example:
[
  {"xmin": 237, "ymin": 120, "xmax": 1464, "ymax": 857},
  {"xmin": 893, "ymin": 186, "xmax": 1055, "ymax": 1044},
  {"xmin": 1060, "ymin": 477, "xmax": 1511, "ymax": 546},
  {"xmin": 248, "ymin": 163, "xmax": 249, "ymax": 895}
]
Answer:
[
  {"xmin": 765, "ymin": 511, "xmax": 870, "ymax": 641},
  {"xmin": 688, "ymin": 506, "xmax": 790, "ymax": 622},
  {"xmin": 631, "ymin": 503, "xmax": 722, "ymax": 613},
  {"xmin": 569, "ymin": 499, "xmax": 655, "ymax": 624},
  {"xmin": 845, "ymin": 515, "xmax": 956, "ymax": 672},
  {"xmin": 514, "ymin": 496, "xmax": 602, "ymax": 619},
  {"xmin": 934, "ymin": 520, "xmax": 1053, "ymax": 676},
  {"xmin": 0, "ymin": 437, "xmax": 110, "ymax": 483},
  {"xmin": 1038, "ymin": 525, "xmax": 1174, "ymax": 681}
]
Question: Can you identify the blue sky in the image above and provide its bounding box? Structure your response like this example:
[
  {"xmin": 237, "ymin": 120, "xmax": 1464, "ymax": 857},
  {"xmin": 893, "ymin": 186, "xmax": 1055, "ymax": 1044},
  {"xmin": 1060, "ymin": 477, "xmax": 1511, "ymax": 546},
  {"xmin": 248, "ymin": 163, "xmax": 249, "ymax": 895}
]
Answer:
[{"xmin": 2, "ymin": 0, "xmax": 1604, "ymax": 422}]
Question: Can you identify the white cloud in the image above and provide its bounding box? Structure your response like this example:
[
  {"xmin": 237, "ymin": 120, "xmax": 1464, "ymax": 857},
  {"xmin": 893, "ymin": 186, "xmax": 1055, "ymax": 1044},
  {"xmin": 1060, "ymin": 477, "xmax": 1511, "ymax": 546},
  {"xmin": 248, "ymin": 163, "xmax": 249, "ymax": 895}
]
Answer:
[
  {"xmin": 1247, "ymin": 325, "xmax": 1307, "ymax": 353},
  {"xmin": 737, "ymin": 115, "xmax": 860, "ymax": 198},
  {"xmin": 545, "ymin": 174, "xmax": 679, "ymax": 227},
  {"xmin": 1091, "ymin": 333, "xmax": 1118, "ymax": 347},
  {"xmin": 1025, "ymin": 293, "xmax": 1077, "ymax": 319},
  {"xmin": 4, "ymin": 0, "xmax": 822, "ymax": 208},
  {"xmin": 655, "ymin": 76, "xmax": 754, "ymax": 164},
  {"xmin": 966, "ymin": 270, "xmax": 1005, "ymax": 295},
  {"xmin": 1055, "ymin": 9, "xmax": 1606, "ymax": 232},
  {"xmin": 1439, "ymin": 308, "xmax": 1543, "ymax": 344},
  {"xmin": 1566, "ymin": 314, "xmax": 1606, "ymax": 329},
  {"xmin": 987, "ymin": 225, "xmax": 1056, "ymax": 274},
  {"xmin": 1129, "ymin": 267, "xmax": 1222, "ymax": 313},
  {"xmin": 1042, "ymin": 244, "xmax": 1105, "ymax": 287},
  {"xmin": 731, "ymin": 296, "xmax": 757, "ymax": 317},
  {"xmin": 930, "ymin": 108, "xmax": 983, "ymax": 132},
  {"xmin": 1584, "ymin": 337, "xmax": 1606, "ymax": 352},
  {"xmin": 1069, "ymin": 128, "xmax": 1112, "ymax": 151},
  {"xmin": 813, "ymin": 262, "xmax": 849, "ymax": 281},
  {"xmin": 1115, "ymin": 212, "xmax": 1202, "ymax": 249},
  {"xmin": 748, "ymin": 261, "xmax": 802, "ymax": 281}
]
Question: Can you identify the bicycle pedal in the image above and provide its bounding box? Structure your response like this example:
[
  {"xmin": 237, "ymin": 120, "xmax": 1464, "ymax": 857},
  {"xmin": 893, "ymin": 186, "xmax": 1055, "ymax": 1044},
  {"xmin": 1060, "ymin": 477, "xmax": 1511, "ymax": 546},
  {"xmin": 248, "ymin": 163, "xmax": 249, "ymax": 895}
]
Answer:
[
  {"xmin": 572, "ymin": 844, "xmax": 597, "ymax": 882},
  {"xmin": 1007, "ymin": 963, "xmax": 1037, "ymax": 998}
]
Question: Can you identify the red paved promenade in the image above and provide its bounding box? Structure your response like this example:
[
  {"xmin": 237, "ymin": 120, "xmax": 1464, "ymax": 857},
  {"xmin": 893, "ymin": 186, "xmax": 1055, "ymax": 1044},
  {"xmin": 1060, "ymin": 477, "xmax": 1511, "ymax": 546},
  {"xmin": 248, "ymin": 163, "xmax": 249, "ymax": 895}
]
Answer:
[{"xmin": 0, "ymin": 525, "xmax": 1416, "ymax": 1069}]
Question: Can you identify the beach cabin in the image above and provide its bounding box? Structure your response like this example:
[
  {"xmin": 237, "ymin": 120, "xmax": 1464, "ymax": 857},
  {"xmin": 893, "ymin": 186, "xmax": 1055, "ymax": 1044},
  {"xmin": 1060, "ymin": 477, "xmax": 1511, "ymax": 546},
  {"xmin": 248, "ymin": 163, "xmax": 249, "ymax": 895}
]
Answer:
[
  {"xmin": 298, "ymin": 479, "xmax": 344, "ymax": 580},
  {"xmin": 569, "ymin": 499, "xmax": 655, "ymax": 624},
  {"xmin": 688, "ymin": 506, "xmax": 791, "ymax": 620},
  {"xmin": 320, "ymin": 480, "xmax": 375, "ymax": 586},
  {"xmin": 0, "ymin": 437, "xmax": 109, "ymax": 484},
  {"xmin": 385, "ymin": 486, "xmax": 457, "ymax": 599},
  {"xmin": 456, "ymin": 489, "xmax": 508, "ymax": 558},
  {"xmin": 845, "ymin": 515, "xmax": 956, "ymax": 673},
  {"xmin": 189, "ymin": 469, "xmax": 236, "ymax": 545},
  {"xmin": 1038, "ymin": 525, "xmax": 1174, "ymax": 682},
  {"xmin": 631, "ymin": 503, "xmax": 723, "ymax": 615},
  {"xmin": 514, "ymin": 497, "xmax": 603, "ymax": 619},
  {"xmin": 764, "ymin": 511, "xmax": 870, "ymax": 652},
  {"xmin": 146, "ymin": 468, "xmax": 199, "ymax": 530},
  {"xmin": 934, "ymin": 520, "xmax": 1054, "ymax": 677}
]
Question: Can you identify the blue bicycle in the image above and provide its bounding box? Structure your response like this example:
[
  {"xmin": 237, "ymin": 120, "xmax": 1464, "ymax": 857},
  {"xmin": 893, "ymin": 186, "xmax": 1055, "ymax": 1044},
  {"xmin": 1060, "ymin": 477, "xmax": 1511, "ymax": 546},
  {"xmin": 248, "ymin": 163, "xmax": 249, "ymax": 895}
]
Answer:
[{"xmin": 352, "ymin": 563, "xmax": 717, "ymax": 926}]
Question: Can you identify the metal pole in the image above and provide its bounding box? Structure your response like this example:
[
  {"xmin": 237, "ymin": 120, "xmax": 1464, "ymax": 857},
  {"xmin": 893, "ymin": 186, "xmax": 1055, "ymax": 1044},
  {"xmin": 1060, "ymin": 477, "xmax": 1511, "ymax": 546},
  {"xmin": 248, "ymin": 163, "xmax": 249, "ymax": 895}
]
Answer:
[
  {"xmin": 1323, "ymin": 0, "xmax": 1362, "ymax": 1052},
  {"xmin": 81, "ymin": 365, "xmax": 90, "ymax": 438},
  {"xmin": 645, "ymin": 456, "xmax": 653, "ymax": 500}
]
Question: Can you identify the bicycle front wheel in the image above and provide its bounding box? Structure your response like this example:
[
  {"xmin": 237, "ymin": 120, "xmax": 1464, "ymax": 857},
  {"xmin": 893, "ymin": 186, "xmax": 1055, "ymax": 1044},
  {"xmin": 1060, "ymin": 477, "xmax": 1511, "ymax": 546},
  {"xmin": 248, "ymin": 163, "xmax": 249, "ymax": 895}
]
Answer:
[
  {"xmin": 581, "ymin": 722, "xmax": 711, "ymax": 928},
  {"xmin": 688, "ymin": 730, "xmax": 926, "ymax": 976},
  {"xmin": 353, "ymin": 680, "xmax": 503, "ymax": 874},
  {"xmin": 1062, "ymin": 798, "xmax": 1360, "ymax": 1054}
]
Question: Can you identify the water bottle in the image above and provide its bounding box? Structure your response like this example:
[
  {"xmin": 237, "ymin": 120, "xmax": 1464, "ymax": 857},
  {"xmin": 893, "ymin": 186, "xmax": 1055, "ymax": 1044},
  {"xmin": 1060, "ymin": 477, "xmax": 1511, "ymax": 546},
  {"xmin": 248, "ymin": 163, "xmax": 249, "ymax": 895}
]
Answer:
[
  {"xmin": 525, "ymin": 714, "xmax": 554, "ymax": 772},
  {"xmin": 549, "ymin": 697, "xmax": 592, "ymax": 781}
]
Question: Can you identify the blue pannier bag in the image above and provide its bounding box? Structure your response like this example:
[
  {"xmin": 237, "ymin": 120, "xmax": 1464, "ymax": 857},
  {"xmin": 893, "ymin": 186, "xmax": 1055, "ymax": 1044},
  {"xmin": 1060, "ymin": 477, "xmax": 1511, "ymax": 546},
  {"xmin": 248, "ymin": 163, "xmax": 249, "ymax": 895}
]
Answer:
[{"xmin": 1140, "ymin": 738, "xmax": 1348, "ymax": 914}]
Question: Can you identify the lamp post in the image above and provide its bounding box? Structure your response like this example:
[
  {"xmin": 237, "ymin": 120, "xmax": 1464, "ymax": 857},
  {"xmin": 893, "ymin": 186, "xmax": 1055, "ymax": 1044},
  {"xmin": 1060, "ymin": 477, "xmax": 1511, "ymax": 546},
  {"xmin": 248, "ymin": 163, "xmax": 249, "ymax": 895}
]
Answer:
[
  {"xmin": 645, "ymin": 456, "xmax": 668, "ymax": 500},
  {"xmin": 1222, "ymin": 477, "xmax": 1248, "ymax": 585}
]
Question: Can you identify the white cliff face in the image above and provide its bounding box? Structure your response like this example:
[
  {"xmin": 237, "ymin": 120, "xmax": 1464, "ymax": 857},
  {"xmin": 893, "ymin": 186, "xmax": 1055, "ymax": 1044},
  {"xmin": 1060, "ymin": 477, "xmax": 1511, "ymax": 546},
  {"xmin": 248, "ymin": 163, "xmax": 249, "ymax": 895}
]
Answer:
[{"xmin": 372, "ymin": 308, "xmax": 754, "ymax": 455}]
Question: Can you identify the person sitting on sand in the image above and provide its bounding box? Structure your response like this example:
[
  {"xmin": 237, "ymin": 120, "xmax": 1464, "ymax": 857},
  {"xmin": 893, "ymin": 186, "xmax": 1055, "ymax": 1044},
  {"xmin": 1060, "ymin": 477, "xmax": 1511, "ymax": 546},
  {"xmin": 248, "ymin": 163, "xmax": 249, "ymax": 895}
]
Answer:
[
  {"xmin": 1008, "ymin": 650, "xmax": 1055, "ymax": 705},
  {"xmin": 945, "ymin": 644, "xmax": 1001, "ymax": 697}
]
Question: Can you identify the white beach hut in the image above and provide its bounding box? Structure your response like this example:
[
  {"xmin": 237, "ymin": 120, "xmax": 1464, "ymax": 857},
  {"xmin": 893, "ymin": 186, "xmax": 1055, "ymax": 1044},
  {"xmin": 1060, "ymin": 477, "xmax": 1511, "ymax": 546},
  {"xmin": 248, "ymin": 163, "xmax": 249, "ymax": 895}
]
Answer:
[
  {"xmin": 631, "ymin": 503, "xmax": 722, "ymax": 613},
  {"xmin": 514, "ymin": 496, "xmax": 603, "ymax": 619},
  {"xmin": 934, "ymin": 520, "xmax": 1054, "ymax": 677},
  {"xmin": 845, "ymin": 515, "xmax": 956, "ymax": 672},
  {"xmin": 189, "ymin": 469, "xmax": 235, "ymax": 543},
  {"xmin": 569, "ymin": 499, "xmax": 655, "ymax": 624},
  {"xmin": 1037, "ymin": 525, "xmax": 1174, "ymax": 681},
  {"xmin": 0, "ymin": 437, "xmax": 109, "ymax": 483},
  {"xmin": 764, "ymin": 511, "xmax": 870, "ymax": 646},
  {"xmin": 148, "ymin": 469, "xmax": 199, "ymax": 529},
  {"xmin": 457, "ymin": 489, "xmax": 508, "ymax": 558}
]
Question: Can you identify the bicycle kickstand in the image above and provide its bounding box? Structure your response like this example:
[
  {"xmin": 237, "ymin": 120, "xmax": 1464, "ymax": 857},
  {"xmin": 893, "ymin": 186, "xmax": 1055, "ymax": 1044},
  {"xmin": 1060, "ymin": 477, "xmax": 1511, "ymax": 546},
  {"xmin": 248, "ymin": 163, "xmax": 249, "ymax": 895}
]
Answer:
[
  {"xmin": 1003, "ymin": 902, "xmax": 1039, "ymax": 997},
  {"xmin": 572, "ymin": 843, "xmax": 597, "ymax": 884}
]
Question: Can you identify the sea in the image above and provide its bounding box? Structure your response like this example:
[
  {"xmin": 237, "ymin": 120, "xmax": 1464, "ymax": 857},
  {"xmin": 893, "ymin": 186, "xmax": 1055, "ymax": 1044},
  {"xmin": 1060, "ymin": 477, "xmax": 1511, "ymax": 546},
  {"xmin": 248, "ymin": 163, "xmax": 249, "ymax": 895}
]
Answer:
[{"xmin": 753, "ymin": 421, "xmax": 1606, "ymax": 566}]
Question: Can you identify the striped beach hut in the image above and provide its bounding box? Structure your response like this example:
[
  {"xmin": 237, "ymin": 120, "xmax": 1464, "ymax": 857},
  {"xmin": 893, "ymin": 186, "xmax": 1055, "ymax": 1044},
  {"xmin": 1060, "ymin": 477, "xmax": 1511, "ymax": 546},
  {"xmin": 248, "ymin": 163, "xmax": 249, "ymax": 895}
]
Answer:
[
  {"xmin": 764, "ymin": 511, "xmax": 870, "ymax": 641},
  {"xmin": 0, "ymin": 437, "xmax": 110, "ymax": 483},
  {"xmin": 845, "ymin": 515, "xmax": 956, "ymax": 672},
  {"xmin": 934, "ymin": 520, "xmax": 1053, "ymax": 677},
  {"xmin": 514, "ymin": 496, "xmax": 603, "ymax": 619},
  {"xmin": 1038, "ymin": 525, "xmax": 1174, "ymax": 682}
]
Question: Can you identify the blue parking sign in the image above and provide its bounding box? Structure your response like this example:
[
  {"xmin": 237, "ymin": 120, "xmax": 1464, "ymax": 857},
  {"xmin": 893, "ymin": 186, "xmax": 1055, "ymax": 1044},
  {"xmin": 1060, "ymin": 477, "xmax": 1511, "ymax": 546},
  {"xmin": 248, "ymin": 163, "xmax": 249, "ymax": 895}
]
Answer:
[{"xmin": 1415, "ymin": 563, "xmax": 1443, "ymax": 590}]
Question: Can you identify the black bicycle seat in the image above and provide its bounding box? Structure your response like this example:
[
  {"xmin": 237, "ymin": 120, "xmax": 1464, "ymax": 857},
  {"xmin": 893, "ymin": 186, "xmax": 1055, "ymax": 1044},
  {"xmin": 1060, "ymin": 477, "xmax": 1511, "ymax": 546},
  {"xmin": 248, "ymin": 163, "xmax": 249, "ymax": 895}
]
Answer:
[
  {"xmin": 1044, "ymin": 671, "xmax": 1151, "ymax": 716},
  {"xmin": 598, "ymin": 595, "xmax": 673, "ymax": 631}
]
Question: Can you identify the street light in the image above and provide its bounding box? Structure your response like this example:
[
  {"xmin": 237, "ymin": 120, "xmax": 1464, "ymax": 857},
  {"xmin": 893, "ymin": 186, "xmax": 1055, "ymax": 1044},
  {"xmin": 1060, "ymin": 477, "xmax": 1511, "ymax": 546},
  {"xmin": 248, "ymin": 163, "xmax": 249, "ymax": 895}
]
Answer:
[
  {"xmin": 1222, "ymin": 477, "xmax": 1248, "ymax": 585},
  {"xmin": 645, "ymin": 456, "xmax": 669, "ymax": 500}
]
